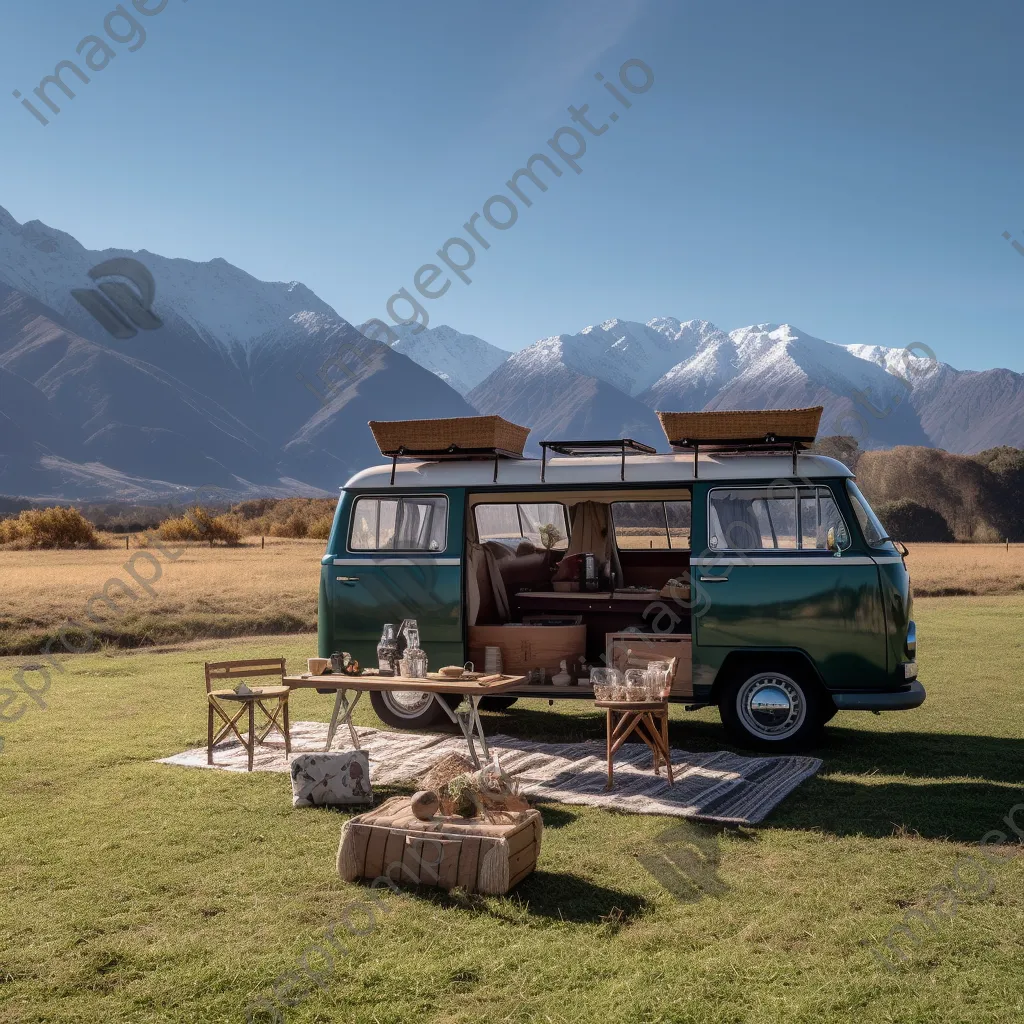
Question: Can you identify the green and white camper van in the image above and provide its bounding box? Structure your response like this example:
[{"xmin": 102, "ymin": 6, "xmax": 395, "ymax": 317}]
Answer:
[{"xmin": 317, "ymin": 416, "xmax": 924, "ymax": 751}]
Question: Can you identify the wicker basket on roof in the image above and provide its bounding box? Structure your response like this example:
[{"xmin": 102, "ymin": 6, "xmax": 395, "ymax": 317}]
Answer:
[
  {"xmin": 368, "ymin": 416, "xmax": 531, "ymax": 457},
  {"xmin": 657, "ymin": 407, "xmax": 823, "ymax": 448}
]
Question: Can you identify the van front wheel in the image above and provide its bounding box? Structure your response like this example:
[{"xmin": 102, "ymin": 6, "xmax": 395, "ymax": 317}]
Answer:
[
  {"xmin": 719, "ymin": 668, "xmax": 824, "ymax": 751},
  {"xmin": 370, "ymin": 689, "xmax": 461, "ymax": 729}
]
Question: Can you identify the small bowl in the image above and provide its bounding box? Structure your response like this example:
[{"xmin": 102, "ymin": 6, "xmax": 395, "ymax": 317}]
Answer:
[
  {"xmin": 307, "ymin": 657, "xmax": 330, "ymax": 676},
  {"xmin": 625, "ymin": 685, "xmax": 648, "ymax": 702},
  {"xmin": 593, "ymin": 683, "xmax": 613, "ymax": 701}
]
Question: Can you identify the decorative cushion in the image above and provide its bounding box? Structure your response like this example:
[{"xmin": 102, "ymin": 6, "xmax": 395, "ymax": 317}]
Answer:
[{"xmin": 290, "ymin": 752, "xmax": 373, "ymax": 808}]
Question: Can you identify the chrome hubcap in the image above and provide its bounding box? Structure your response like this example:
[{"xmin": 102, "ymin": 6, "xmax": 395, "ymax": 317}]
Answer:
[
  {"xmin": 381, "ymin": 689, "xmax": 434, "ymax": 719},
  {"xmin": 737, "ymin": 673, "xmax": 805, "ymax": 739}
]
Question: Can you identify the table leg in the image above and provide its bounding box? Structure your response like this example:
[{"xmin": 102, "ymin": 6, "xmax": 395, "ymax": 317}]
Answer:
[
  {"xmin": 606, "ymin": 708, "xmax": 614, "ymax": 790},
  {"xmin": 344, "ymin": 691, "xmax": 363, "ymax": 750},
  {"xmin": 432, "ymin": 694, "xmax": 482, "ymax": 768},
  {"xmin": 325, "ymin": 690, "xmax": 362, "ymax": 752},
  {"xmin": 659, "ymin": 712, "xmax": 675, "ymax": 782},
  {"xmin": 325, "ymin": 690, "xmax": 345, "ymax": 751},
  {"xmin": 661, "ymin": 710, "xmax": 674, "ymax": 785},
  {"xmin": 468, "ymin": 696, "xmax": 490, "ymax": 762},
  {"xmin": 247, "ymin": 700, "xmax": 255, "ymax": 772}
]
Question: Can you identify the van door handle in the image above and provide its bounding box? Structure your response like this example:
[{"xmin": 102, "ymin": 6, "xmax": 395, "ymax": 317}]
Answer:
[
  {"xmin": 336, "ymin": 576, "xmax": 360, "ymax": 585},
  {"xmin": 699, "ymin": 576, "xmax": 728, "ymax": 583}
]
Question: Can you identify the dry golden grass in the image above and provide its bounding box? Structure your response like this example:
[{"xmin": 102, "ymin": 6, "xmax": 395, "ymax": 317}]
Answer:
[
  {"xmin": 0, "ymin": 537, "xmax": 323, "ymax": 654},
  {"xmin": 907, "ymin": 542, "xmax": 1024, "ymax": 597},
  {"xmin": 1, "ymin": 540, "xmax": 1021, "ymax": 654}
]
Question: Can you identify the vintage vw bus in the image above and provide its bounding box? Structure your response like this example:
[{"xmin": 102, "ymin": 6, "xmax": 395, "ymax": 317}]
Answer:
[{"xmin": 317, "ymin": 413, "xmax": 924, "ymax": 750}]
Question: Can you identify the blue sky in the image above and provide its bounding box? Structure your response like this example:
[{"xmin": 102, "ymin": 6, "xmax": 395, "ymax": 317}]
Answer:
[{"xmin": 3, "ymin": 0, "xmax": 1024, "ymax": 371}]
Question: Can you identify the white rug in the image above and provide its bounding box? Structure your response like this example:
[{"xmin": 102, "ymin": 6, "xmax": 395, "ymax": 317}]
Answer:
[{"xmin": 157, "ymin": 721, "xmax": 821, "ymax": 825}]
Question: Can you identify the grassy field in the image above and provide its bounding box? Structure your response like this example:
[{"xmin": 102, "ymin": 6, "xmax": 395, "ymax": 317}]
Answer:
[
  {"xmin": 0, "ymin": 538, "xmax": 323, "ymax": 655},
  {"xmin": 1, "ymin": 541, "xmax": 1023, "ymax": 655},
  {"xmin": 1, "ymin": 595, "xmax": 1022, "ymax": 1023}
]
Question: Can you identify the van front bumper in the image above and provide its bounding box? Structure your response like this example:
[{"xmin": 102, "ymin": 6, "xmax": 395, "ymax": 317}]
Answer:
[{"xmin": 830, "ymin": 680, "xmax": 926, "ymax": 712}]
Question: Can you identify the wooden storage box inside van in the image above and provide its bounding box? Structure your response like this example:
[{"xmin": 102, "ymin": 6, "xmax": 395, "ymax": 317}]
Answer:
[
  {"xmin": 606, "ymin": 632, "xmax": 693, "ymax": 697},
  {"xmin": 468, "ymin": 624, "xmax": 586, "ymax": 676}
]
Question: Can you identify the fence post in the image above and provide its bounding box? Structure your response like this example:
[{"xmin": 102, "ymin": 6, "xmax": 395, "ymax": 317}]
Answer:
[
  {"xmin": 262, "ymin": 535, "xmax": 265, "ymax": 550},
  {"xmin": 125, "ymin": 535, "xmax": 129, "ymax": 551}
]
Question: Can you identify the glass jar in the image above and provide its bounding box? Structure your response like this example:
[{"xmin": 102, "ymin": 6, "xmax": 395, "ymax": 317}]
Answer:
[
  {"xmin": 401, "ymin": 647, "xmax": 428, "ymax": 679},
  {"xmin": 377, "ymin": 623, "xmax": 398, "ymax": 675}
]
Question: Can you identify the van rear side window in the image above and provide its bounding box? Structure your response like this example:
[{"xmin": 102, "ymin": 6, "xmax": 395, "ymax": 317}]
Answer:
[
  {"xmin": 349, "ymin": 495, "xmax": 448, "ymax": 552},
  {"xmin": 708, "ymin": 487, "xmax": 846, "ymax": 551}
]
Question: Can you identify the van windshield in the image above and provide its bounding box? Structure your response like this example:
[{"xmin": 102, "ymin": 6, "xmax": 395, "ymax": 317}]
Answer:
[{"xmin": 847, "ymin": 482, "xmax": 894, "ymax": 549}]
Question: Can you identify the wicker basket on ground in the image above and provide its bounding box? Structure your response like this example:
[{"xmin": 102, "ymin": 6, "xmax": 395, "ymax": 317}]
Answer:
[
  {"xmin": 657, "ymin": 407, "xmax": 823, "ymax": 449},
  {"xmin": 368, "ymin": 416, "xmax": 530, "ymax": 457}
]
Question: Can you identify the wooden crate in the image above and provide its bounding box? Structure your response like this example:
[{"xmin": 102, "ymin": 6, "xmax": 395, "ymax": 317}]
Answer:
[
  {"xmin": 606, "ymin": 632, "xmax": 693, "ymax": 697},
  {"xmin": 468, "ymin": 624, "xmax": 586, "ymax": 675},
  {"xmin": 337, "ymin": 796, "xmax": 543, "ymax": 894}
]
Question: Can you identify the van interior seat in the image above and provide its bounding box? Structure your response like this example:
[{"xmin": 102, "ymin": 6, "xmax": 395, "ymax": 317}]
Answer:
[{"xmin": 490, "ymin": 540, "xmax": 563, "ymax": 598}]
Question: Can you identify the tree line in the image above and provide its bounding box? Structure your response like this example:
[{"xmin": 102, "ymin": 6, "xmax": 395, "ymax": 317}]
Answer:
[{"xmin": 815, "ymin": 438, "xmax": 1024, "ymax": 542}]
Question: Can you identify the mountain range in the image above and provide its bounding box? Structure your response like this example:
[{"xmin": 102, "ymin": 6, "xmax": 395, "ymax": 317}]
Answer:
[{"xmin": 0, "ymin": 204, "xmax": 1021, "ymax": 501}]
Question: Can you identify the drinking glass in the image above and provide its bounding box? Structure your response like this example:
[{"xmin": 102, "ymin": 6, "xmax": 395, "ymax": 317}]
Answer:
[
  {"xmin": 646, "ymin": 668, "xmax": 670, "ymax": 700},
  {"xmin": 624, "ymin": 668, "xmax": 647, "ymax": 701}
]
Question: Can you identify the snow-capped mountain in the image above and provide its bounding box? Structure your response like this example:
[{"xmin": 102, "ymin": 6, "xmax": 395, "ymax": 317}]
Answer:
[
  {"xmin": 467, "ymin": 338, "xmax": 665, "ymax": 452},
  {"xmin": 1, "ymin": 200, "xmax": 1021, "ymax": 500},
  {"xmin": 363, "ymin": 322, "xmax": 511, "ymax": 396},
  {"xmin": 0, "ymin": 206, "xmax": 335, "ymax": 360},
  {"xmin": 0, "ymin": 205, "xmax": 476, "ymax": 499},
  {"xmin": 465, "ymin": 318, "xmax": 1023, "ymax": 454}
]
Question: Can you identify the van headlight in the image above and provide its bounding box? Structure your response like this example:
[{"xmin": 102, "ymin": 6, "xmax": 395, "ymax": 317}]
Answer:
[{"xmin": 907, "ymin": 620, "xmax": 916, "ymax": 656}]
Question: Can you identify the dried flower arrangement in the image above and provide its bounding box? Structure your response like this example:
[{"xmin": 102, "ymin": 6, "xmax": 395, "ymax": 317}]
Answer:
[{"xmin": 420, "ymin": 753, "xmax": 529, "ymax": 822}]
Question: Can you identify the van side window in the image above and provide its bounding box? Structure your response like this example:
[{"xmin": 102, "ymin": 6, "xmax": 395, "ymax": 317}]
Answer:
[
  {"xmin": 474, "ymin": 503, "xmax": 569, "ymax": 552},
  {"xmin": 611, "ymin": 501, "xmax": 691, "ymax": 549},
  {"xmin": 349, "ymin": 495, "xmax": 448, "ymax": 552},
  {"xmin": 708, "ymin": 487, "xmax": 846, "ymax": 551}
]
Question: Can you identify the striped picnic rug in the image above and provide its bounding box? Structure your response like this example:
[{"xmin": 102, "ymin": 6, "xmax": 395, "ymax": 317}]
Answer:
[{"xmin": 157, "ymin": 721, "xmax": 820, "ymax": 825}]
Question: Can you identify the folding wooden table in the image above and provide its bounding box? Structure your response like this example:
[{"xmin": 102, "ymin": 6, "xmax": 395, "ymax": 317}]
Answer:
[{"xmin": 284, "ymin": 673, "xmax": 525, "ymax": 767}]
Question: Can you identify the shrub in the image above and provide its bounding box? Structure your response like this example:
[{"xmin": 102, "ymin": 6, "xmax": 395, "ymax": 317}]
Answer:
[
  {"xmin": 875, "ymin": 499, "xmax": 954, "ymax": 542},
  {"xmin": 269, "ymin": 512, "xmax": 309, "ymax": 539},
  {"xmin": 158, "ymin": 506, "xmax": 241, "ymax": 545},
  {"xmin": 307, "ymin": 515, "xmax": 334, "ymax": 541},
  {"xmin": 0, "ymin": 507, "xmax": 98, "ymax": 548}
]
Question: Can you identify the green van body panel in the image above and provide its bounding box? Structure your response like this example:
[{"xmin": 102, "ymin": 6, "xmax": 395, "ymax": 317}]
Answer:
[
  {"xmin": 689, "ymin": 478, "xmax": 893, "ymax": 698},
  {"xmin": 319, "ymin": 487, "xmax": 466, "ymax": 672}
]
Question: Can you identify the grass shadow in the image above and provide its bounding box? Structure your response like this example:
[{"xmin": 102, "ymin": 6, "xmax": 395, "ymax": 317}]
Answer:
[
  {"xmin": 767, "ymin": 774, "xmax": 1024, "ymax": 843},
  {"xmin": 410, "ymin": 871, "xmax": 651, "ymax": 924}
]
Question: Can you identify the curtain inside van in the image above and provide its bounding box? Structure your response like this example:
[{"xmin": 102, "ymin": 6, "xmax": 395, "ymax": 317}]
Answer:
[{"xmin": 566, "ymin": 501, "xmax": 624, "ymax": 587}]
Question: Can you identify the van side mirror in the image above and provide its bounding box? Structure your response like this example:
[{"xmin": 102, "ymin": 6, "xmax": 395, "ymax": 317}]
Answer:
[{"xmin": 827, "ymin": 524, "xmax": 850, "ymax": 554}]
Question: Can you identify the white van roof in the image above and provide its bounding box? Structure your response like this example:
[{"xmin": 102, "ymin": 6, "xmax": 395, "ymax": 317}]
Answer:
[{"xmin": 344, "ymin": 453, "xmax": 853, "ymax": 490}]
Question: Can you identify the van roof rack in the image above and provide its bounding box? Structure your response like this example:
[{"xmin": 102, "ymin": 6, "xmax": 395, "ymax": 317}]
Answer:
[
  {"xmin": 539, "ymin": 438, "xmax": 657, "ymax": 482},
  {"xmin": 382, "ymin": 445, "xmax": 528, "ymax": 484},
  {"xmin": 668, "ymin": 435, "xmax": 811, "ymax": 477}
]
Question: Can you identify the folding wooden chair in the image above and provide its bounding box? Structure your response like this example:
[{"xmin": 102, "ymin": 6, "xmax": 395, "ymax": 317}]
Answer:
[{"xmin": 205, "ymin": 659, "xmax": 291, "ymax": 771}]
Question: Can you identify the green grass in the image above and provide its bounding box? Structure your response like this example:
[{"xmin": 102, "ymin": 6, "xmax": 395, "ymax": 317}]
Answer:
[{"xmin": 1, "ymin": 597, "xmax": 1022, "ymax": 1023}]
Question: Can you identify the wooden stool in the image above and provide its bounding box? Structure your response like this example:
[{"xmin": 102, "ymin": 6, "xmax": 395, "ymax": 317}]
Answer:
[
  {"xmin": 595, "ymin": 700, "xmax": 674, "ymax": 790},
  {"xmin": 205, "ymin": 659, "xmax": 291, "ymax": 771}
]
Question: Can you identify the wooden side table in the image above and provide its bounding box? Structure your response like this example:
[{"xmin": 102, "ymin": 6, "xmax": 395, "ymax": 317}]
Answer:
[{"xmin": 595, "ymin": 700, "xmax": 674, "ymax": 790}]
